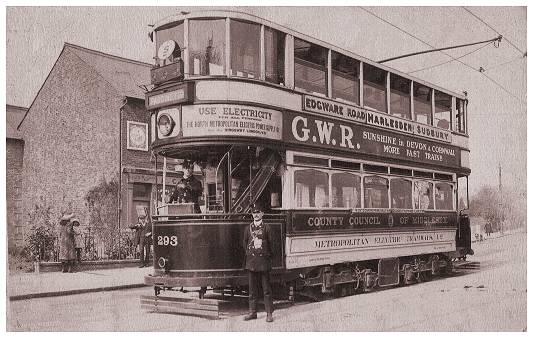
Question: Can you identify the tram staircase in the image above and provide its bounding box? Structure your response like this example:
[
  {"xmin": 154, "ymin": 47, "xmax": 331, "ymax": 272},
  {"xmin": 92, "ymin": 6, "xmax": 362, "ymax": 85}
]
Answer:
[{"xmin": 230, "ymin": 150, "xmax": 281, "ymax": 214}]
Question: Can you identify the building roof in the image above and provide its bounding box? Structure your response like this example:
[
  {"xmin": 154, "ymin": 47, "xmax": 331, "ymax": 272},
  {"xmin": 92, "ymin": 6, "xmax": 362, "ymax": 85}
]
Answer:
[
  {"xmin": 6, "ymin": 104, "xmax": 27, "ymax": 140},
  {"xmin": 65, "ymin": 43, "xmax": 152, "ymax": 100},
  {"xmin": 18, "ymin": 43, "xmax": 153, "ymax": 129}
]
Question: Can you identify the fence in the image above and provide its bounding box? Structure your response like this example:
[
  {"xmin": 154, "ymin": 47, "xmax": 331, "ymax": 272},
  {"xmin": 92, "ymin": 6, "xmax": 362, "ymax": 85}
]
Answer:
[{"xmin": 44, "ymin": 227, "xmax": 141, "ymax": 262}]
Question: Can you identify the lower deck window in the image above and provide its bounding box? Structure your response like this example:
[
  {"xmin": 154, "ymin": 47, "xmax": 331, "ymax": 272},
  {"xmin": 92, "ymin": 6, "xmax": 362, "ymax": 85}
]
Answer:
[
  {"xmin": 363, "ymin": 176, "xmax": 389, "ymax": 208},
  {"xmin": 294, "ymin": 169, "xmax": 329, "ymax": 208},
  {"xmin": 435, "ymin": 182, "xmax": 453, "ymax": 210},
  {"xmin": 331, "ymin": 172, "xmax": 361, "ymax": 208},
  {"xmin": 414, "ymin": 180, "xmax": 434, "ymax": 210},
  {"xmin": 391, "ymin": 178, "xmax": 412, "ymax": 209}
]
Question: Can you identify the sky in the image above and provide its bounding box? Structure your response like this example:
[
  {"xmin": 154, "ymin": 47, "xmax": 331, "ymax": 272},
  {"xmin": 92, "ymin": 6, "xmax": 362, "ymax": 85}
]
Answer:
[{"xmin": 5, "ymin": 5, "xmax": 528, "ymax": 196}]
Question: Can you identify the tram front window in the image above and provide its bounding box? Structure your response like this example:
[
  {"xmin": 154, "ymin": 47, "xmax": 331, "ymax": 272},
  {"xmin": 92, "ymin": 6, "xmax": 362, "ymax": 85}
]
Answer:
[
  {"xmin": 189, "ymin": 19, "xmax": 226, "ymax": 76},
  {"xmin": 230, "ymin": 20, "xmax": 260, "ymax": 78},
  {"xmin": 155, "ymin": 22, "xmax": 184, "ymax": 65}
]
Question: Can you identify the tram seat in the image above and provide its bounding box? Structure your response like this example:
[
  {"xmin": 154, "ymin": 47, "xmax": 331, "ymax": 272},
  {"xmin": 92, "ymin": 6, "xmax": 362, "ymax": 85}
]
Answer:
[{"xmin": 157, "ymin": 203, "xmax": 195, "ymax": 215}]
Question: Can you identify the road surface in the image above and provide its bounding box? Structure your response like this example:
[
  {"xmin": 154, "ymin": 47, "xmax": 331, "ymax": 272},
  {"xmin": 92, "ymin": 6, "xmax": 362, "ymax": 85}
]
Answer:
[{"xmin": 7, "ymin": 231, "xmax": 526, "ymax": 331}]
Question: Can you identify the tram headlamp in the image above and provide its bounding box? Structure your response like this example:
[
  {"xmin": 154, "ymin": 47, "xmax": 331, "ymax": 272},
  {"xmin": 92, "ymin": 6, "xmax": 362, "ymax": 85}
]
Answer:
[
  {"xmin": 157, "ymin": 113, "xmax": 175, "ymax": 136},
  {"xmin": 158, "ymin": 257, "xmax": 168, "ymax": 269}
]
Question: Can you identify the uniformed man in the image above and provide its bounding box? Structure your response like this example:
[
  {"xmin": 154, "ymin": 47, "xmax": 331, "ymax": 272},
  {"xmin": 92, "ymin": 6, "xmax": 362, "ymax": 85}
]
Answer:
[
  {"xmin": 133, "ymin": 214, "xmax": 152, "ymax": 267},
  {"xmin": 242, "ymin": 203, "xmax": 274, "ymax": 322},
  {"xmin": 168, "ymin": 161, "xmax": 203, "ymax": 213}
]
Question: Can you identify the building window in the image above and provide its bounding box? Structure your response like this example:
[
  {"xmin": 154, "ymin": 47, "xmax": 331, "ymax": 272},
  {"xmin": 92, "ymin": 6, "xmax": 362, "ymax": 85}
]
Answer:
[
  {"xmin": 435, "ymin": 182, "xmax": 453, "ymax": 210},
  {"xmin": 414, "ymin": 180, "xmax": 434, "ymax": 210},
  {"xmin": 434, "ymin": 90, "xmax": 452, "ymax": 129},
  {"xmin": 264, "ymin": 27, "xmax": 285, "ymax": 85},
  {"xmin": 363, "ymin": 64, "xmax": 387, "ymax": 112},
  {"xmin": 230, "ymin": 20, "xmax": 260, "ymax": 78},
  {"xmin": 127, "ymin": 121, "xmax": 148, "ymax": 151},
  {"xmin": 294, "ymin": 38, "xmax": 328, "ymax": 96},
  {"xmin": 455, "ymin": 98, "xmax": 467, "ymax": 133},
  {"xmin": 413, "ymin": 82, "xmax": 432, "ymax": 125},
  {"xmin": 331, "ymin": 172, "xmax": 361, "ymax": 208},
  {"xmin": 390, "ymin": 74, "xmax": 411, "ymax": 119},
  {"xmin": 155, "ymin": 22, "xmax": 184, "ymax": 65},
  {"xmin": 189, "ymin": 19, "xmax": 226, "ymax": 76},
  {"xmin": 331, "ymin": 51, "xmax": 360, "ymax": 104},
  {"xmin": 390, "ymin": 178, "xmax": 412, "ymax": 209},
  {"xmin": 363, "ymin": 175, "xmax": 389, "ymax": 208},
  {"xmin": 294, "ymin": 169, "xmax": 329, "ymax": 208}
]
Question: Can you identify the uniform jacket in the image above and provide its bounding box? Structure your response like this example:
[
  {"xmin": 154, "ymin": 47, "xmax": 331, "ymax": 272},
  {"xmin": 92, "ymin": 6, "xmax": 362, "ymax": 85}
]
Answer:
[
  {"xmin": 169, "ymin": 176, "xmax": 202, "ymax": 213},
  {"xmin": 242, "ymin": 220, "xmax": 273, "ymax": 271},
  {"xmin": 59, "ymin": 222, "xmax": 76, "ymax": 261}
]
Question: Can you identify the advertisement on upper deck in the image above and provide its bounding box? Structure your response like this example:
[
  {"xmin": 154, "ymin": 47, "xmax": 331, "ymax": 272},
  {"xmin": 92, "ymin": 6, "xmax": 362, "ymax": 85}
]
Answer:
[
  {"xmin": 181, "ymin": 104, "xmax": 283, "ymax": 140},
  {"xmin": 302, "ymin": 94, "xmax": 452, "ymax": 143},
  {"xmin": 283, "ymin": 111, "xmax": 461, "ymax": 168}
]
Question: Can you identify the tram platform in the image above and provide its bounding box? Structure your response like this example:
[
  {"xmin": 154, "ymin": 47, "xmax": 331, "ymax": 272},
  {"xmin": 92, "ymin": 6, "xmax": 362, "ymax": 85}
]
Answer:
[{"xmin": 7, "ymin": 266, "xmax": 150, "ymax": 301}]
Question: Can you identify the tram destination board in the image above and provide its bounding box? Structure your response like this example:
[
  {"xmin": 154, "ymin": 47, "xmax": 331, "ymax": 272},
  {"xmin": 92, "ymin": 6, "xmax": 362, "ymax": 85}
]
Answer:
[{"xmin": 284, "ymin": 111, "xmax": 461, "ymax": 168}]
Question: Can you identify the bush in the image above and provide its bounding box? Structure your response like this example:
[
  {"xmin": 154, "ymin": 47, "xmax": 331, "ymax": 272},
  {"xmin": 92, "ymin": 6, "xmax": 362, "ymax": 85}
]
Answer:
[
  {"xmin": 8, "ymin": 248, "xmax": 34, "ymax": 273},
  {"xmin": 24, "ymin": 201, "xmax": 58, "ymax": 262}
]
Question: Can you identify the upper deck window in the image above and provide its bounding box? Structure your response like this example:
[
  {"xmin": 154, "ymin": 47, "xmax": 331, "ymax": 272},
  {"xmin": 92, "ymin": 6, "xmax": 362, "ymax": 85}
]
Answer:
[
  {"xmin": 434, "ymin": 90, "xmax": 452, "ymax": 130},
  {"xmin": 413, "ymin": 82, "xmax": 432, "ymax": 125},
  {"xmin": 155, "ymin": 23, "xmax": 184, "ymax": 65},
  {"xmin": 230, "ymin": 20, "xmax": 260, "ymax": 79},
  {"xmin": 390, "ymin": 74, "xmax": 411, "ymax": 120},
  {"xmin": 189, "ymin": 19, "xmax": 226, "ymax": 76},
  {"xmin": 331, "ymin": 51, "xmax": 360, "ymax": 104},
  {"xmin": 455, "ymin": 98, "xmax": 467, "ymax": 133},
  {"xmin": 363, "ymin": 64, "xmax": 387, "ymax": 113},
  {"xmin": 294, "ymin": 38, "xmax": 328, "ymax": 96},
  {"xmin": 264, "ymin": 27, "xmax": 285, "ymax": 85}
]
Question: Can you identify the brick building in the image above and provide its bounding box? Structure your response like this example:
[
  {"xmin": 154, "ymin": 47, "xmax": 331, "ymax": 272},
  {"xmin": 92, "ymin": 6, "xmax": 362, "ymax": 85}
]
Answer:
[
  {"xmin": 6, "ymin": 104, "xmax": 27, "ymax": 250},
  {"xmin": 17, "ymin": 43, "xmax": 180, "ymax": 251}
]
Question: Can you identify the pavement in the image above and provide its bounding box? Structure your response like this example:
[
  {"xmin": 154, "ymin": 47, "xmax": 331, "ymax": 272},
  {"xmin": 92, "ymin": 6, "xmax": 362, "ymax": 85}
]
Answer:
[{"xmin": 7, "ymin": 265, "xmax": 151, "ymax": 301}]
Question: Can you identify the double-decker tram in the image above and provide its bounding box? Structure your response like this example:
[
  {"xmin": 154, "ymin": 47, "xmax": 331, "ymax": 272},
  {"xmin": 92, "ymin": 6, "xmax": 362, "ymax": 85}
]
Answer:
[{"xmin": 144, "ymin": 10, "xmax": 473, "ymax": 302}]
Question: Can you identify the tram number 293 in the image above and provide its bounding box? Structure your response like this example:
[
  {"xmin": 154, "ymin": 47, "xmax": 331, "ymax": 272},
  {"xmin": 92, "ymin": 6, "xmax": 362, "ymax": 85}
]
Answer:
[{"xmin": 157, "ymin": 235, "xmax": 178, "ymax": 246}]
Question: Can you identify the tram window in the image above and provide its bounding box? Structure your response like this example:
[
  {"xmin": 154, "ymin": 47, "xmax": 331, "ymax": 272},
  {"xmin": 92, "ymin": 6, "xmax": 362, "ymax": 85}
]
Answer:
[
  {"xmin": 155, "ymin": 23, "xmax": 184, "ymax": 65},
  {"xmin": 414, "ymin": 180, "xmax": 434, "ymax": 210},
  {"xmin": 230, "ymin": 20, "xmax": 260, "ymax": 79},
  {"xmin": 294, "ymin": 155, "xmax": 329, "ymax": 167},
  {"xmin": 390, "ymin": 74, "xmax": 411, "ymax": 119},
  {"xmin": 434, "ymin": 173, "xmax": 453, "ymax": 181},
  {"xmin": 413, "ymin": 170, "xmax": 433, "ymax": 179},
  {"xmin": 435, "ymin": 182, "xmax": 454, "ymax": 210},
  {"xmin": 363, "ymin": 176, "xmax": 389, "ymax": 208},
  {"xmin": 455, "ymin": 98, "xmax": 467, "ymax": 133},
  {"xmin": 363, "ymin": 64, "xmax": 387, "ymax": 113},
  {"xmin": 390, "ymin": 178, "xmax": 412, "ymax": 209},
  {"xmin": 390, "ymin": 167, "xmax": 412, "ymax": 177},
  {"xmin": 294, "ymin": 38, "xmax": 328, "ymax": 96},
  {"xmin": 294, "ymin": 169, "xmax": 329, "ymax": 208},
  {"xmin": 331, "ymin": 160, "xmax": 360, "ymax": 171},
  {"xmin": 332, "ymin": 172, "xmax": 361, "ymax": 208},
  {"xmin": 434, "ymin": 91, "xmax": 452, "ymax": 130},
  {"xmin": 264, "ymin": 27, "xmax": 285, "ymax": 85},
  {"xmin": 413, "ymin": 83, "xmax": 432, "ymax": 125},
  {"xmin": 189, "ymin": 19, "xmax": 226, "ymax": 76},
  {"xmin": 331, "ymin": 51, "xmax": 360, "ymax": 104},
  {"xmin": 363, "ymin": 164, "xmax": 388, "ymax": 174}
]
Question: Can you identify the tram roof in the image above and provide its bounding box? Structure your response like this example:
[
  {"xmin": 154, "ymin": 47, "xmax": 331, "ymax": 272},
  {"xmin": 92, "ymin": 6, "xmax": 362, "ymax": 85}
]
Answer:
[{"xmin": 150, "ymin": 10, "xmax": 467, "ymax": 100}]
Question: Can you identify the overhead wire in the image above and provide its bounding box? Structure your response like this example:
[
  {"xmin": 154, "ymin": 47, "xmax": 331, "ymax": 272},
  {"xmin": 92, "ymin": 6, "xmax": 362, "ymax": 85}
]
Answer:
[
  {"xmin": 462, "ymin": 7, "xmax": 526, "ymax": 57},
  {"xmin": 358, "ymin": 7, "xmax": 526, "ymax": 105}
]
